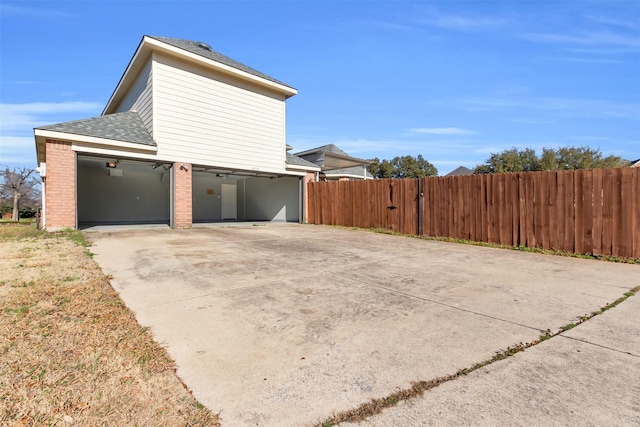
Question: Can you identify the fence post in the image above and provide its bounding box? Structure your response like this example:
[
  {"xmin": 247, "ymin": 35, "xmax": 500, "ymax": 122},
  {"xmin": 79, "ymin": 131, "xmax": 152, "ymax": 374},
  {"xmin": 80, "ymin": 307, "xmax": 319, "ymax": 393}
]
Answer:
[{"xmin": 418, "ymin": 178, "xmax": 424, "ymax": 236}]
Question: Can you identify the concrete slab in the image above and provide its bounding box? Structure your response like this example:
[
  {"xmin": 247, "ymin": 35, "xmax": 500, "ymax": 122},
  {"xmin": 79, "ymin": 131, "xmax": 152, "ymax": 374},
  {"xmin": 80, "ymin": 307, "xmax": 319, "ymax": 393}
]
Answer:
[
  {"xmin": 346, "ymin": 291, "xmax": 640, "ymax": 427},
  {"xmin": 87, "ymin": 225, "xmax": 639, "ymax": 426}
]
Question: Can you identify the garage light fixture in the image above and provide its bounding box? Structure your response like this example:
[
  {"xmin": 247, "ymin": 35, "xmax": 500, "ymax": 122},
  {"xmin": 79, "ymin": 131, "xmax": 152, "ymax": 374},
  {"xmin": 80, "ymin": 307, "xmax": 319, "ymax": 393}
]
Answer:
[{"xmin": 106, "ymin": 161, "xmax": 118, "ymax": 168}]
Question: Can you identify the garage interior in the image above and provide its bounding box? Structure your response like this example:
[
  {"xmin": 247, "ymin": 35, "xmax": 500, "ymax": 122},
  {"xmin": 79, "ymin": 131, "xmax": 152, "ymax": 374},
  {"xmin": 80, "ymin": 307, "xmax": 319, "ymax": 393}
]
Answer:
[
  {"xmin": 77, "ymin": 156, "xmax": 302, "ymax": 229},
  {"xmin": 192, "ymin": 169, "xmax": 301, "ymax": 223},
  {"xmin": 77, "ymin": 156, "xmax": 171, "ymax": 228}
]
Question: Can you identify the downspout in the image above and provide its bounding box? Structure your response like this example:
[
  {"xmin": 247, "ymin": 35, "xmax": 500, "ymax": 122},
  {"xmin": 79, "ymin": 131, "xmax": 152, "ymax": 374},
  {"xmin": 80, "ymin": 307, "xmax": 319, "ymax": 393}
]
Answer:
[
  {"xmin": 36, "ymin": 162, "xmax": 46, "ymax": 229},
  {"xmin": 41, "ymin": 179, "xmax": 46, "ymax": 229}
]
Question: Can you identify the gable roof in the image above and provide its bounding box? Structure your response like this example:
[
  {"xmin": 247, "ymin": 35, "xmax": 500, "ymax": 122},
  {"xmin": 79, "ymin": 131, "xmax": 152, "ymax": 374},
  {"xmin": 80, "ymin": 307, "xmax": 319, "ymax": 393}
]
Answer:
[
  {"xmin": 446, "ymin": 166, "xmax": 474, "ymax": 176},
  {"xmin": 104, "ymin": 35, "xmax": 297, "ymax": 115},
  {"xmin": 295, "ymin": 144, "xmax": 350, "ymax": 157},
  {"xmin": 294, "ymin": 144, "xmax": 371, "ymax": 171},
  {"xmin": 148, "ymin": 36, "xmax": 293, "ymax": 89},
  {"xmin": 285, "ymin": 153, "xmax": 320, "ymax": 169},
  {"xmin": 36, "ymin": 111, "xmax": 155, "ymax": 146},
  {"xmin": 323, "ymin": 166, "xmax": 373, "ymax": 179}
]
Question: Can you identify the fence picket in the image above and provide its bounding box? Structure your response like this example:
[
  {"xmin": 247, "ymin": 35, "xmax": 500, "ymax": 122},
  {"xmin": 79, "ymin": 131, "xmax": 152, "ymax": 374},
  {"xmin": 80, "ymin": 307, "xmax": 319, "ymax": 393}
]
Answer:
[{"xmin": 307, "ymin": 167, "xmax": 638, "ymax": 258}]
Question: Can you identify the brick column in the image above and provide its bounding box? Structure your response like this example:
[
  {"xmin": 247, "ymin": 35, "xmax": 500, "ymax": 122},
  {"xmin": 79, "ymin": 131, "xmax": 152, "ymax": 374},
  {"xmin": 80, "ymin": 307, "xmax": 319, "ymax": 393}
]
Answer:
[
  {"xmin": 45, "ymin": 139, "xmax": 76, "ymax": 230},
  {"xmin": 174, "ymin": 163, "xmax": 192, "ymax": 229},
  {"xmin": 303, "ymin": 171, "xmax": 316, "ymax": 223}
]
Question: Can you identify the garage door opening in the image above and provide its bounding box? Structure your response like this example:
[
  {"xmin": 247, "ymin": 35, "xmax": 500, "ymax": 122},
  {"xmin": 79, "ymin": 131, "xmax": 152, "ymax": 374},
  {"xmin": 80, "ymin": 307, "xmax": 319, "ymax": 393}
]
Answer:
[
  {"xmin": 192, "ymin": 170, "xmax": 301, "ymax": 223},
  {"xmin": 77, "ymin": 156, "xmax": 171, "ymax": 229}
]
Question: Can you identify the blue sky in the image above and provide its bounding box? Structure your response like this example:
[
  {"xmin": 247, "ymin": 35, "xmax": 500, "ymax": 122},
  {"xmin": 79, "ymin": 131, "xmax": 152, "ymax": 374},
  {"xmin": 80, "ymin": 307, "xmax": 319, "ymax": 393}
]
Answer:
[{"xmin": 1, "ymin": 1, "xmax": 638, "ymax": 175}]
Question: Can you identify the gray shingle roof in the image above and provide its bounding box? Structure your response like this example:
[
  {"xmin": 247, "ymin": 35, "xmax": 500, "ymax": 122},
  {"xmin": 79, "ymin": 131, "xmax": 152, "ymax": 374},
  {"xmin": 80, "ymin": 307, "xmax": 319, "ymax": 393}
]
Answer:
[
  {"xmin": 445, "ymin": 166, "xmax": 473, "ymax": 176},
  {"xmin": 294, "ymin": 144, "xmax": 350, "ymax": 157},
  {"xmin": 323, "ymin": 166, "xmax": 373, "ymax": 178},
  {"xmin": 36, "ymin": 111, "xmax": 155, "ymax": 147},
  {"xmin": 286, "ymin": 153, "xmax": 319, "ymax": 168},
  {"xmin": 148, "ymin": 36, "xmax": 294, "ymax": 90}
]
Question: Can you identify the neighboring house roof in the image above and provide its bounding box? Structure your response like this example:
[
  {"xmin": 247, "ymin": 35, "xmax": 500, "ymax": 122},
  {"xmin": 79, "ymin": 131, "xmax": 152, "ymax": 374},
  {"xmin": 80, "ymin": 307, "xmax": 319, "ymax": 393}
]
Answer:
[
  {"xmin": 36, "ymin": 111, "xmax": 156, "ymax": 147},
  {"xmin": 446, "ymin": 166, "xmax": 474, "ymax": 176},
  {"xmin": 285, "ymin": 153, "xmax": 320, "ymax": 169},
  {"xmin": 295, "ymin": 144, "xmax": 350, "ymax": 157},
  {"xmin": 147, "ymin": 36, "xmax": 294, "ymax": 90},
  {"xmin": 630, "ymin": 159, "xmax": 640, "ymax": 167},
  {"xmin": 294, "ymin": 144, "xmax": 371, "ymax": 171},
  {"xmin": 323, "ymin": 166, "xmax": 373, "ymax": 179}
]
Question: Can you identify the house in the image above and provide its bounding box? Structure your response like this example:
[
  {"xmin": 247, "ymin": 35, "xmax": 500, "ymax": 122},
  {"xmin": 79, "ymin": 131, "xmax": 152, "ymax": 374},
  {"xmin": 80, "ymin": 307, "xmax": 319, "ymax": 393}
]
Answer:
[
  {"xmin": 34, "ymin": 36, "xmax": 320, "ymax": 230},
  {"xmin": 445, "ymin": 166, "xmax": 474, "ymax": 176},
  {"xmin": 630, "ymin": 159, "xmax": 640, "ymax": 168},
  {"xmin": 294, "ymin": 144, "xmax": 372, "ymax": 181}
]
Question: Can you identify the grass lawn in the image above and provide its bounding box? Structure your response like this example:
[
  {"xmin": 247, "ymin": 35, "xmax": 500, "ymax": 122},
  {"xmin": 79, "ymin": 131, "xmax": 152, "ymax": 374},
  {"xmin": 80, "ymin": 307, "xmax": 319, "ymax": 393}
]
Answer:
[{"xmin": 0, "ymin": 224, "xmax": 219, "ymax": 426}]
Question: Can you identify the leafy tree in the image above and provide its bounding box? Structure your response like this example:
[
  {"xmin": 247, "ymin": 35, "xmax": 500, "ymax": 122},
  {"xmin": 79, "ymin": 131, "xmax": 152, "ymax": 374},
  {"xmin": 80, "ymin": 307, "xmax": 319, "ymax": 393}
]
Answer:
[
  {"xmin": 474, "ymin": 146, "xmax": 626, "ymax": 174},
  {"xmin": 0, "ymin": 166, "xmax": 41, "ymax": 220},
  {"xmin": 368, "ymin": 155, "xmax": 437, "ymax": 179},
  {"xmin": 474, "ymin": 147, "xmax": 539, "ymax": 174}
]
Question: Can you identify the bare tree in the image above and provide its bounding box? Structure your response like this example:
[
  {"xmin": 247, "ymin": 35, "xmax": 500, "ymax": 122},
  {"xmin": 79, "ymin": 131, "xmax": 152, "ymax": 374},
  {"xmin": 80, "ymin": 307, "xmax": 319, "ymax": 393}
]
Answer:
[{"xmin": 0, "ymin": 166, "xmax": 42, "ymax": 221}]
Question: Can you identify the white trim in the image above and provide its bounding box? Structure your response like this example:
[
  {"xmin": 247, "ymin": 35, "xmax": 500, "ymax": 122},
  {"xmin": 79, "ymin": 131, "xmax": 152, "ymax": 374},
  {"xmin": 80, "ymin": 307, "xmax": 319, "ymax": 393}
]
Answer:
[
  {"xmin": 34, "ymin": 129, "xmax": 157, "ymax": 153},
  {"xmin": 286, "ymin": 164, "xmax": 321, "ymax": 172},
  {"xmin": 145, "ymin": 37, "xmax": 297, "ymax": 97}
]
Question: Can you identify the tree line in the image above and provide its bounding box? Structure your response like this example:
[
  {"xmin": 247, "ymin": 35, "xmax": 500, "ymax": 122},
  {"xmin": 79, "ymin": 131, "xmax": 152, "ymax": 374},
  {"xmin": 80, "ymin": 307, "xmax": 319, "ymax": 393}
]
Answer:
[
  {"xmin": 366, "ymin": 146, "xmax": 630, "ymax": 179},
  {"xmin": 368, "ymin": 155, "xmax": 438, "ymax": 179},
  {"xmin": 473, "ymin": 146, "xmax": 628, "ymax": 174}
]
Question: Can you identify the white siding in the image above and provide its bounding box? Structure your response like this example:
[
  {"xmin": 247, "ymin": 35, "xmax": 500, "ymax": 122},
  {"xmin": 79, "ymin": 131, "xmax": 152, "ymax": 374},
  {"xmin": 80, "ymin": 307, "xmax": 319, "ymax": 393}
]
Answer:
[
  {"xmin": 116, "ymin": 60, "xmax": 153, "ymax": 135},
  {"xmin": 153, "ymin": 53, "xmax": 287, "ymax": 173}
]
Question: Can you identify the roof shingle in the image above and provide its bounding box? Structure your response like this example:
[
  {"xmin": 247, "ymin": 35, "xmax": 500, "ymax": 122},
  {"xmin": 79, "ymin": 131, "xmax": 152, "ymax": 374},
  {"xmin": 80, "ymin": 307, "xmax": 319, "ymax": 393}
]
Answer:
[
  {"xmin": 36, "ymin": 111, "xmax": 155, "ymax": 147},
  {"xmin": 148, "ymin": 36, "xmax": 294, "ymax": 90},
  {"xmin": 286, "ymin": 153, "xmax": 319, "ymax": 168}
]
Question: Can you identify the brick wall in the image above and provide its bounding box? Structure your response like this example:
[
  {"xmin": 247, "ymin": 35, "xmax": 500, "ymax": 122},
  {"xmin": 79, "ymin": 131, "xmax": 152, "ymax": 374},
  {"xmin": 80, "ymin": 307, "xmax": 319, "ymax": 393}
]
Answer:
[
  {"xmin": 174, "ymin": 162, "xmax": 192, "ymax": 229},
  {"xmin": 45, "ymin": 139, "xmax": 76, "ymax": 230}
]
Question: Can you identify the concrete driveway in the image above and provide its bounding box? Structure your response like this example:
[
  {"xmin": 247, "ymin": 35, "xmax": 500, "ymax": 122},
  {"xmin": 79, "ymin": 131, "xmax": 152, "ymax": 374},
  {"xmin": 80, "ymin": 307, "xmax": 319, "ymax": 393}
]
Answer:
[{"xmin": 88, "ymin": 224, "xmax": 639, "ymax": 426}]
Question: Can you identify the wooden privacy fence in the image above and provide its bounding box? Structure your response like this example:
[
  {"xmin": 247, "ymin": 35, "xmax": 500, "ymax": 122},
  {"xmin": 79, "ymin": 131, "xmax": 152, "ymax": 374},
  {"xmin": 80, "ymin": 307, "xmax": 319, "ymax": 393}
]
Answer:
[{"xmin": 307, "ymin": 168, "xmax": 640, "ymax": 258}]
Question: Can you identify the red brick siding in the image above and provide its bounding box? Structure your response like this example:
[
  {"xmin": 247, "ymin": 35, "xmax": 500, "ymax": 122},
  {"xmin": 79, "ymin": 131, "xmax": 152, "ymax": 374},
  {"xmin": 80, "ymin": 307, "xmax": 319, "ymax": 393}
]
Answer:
[
  {"xmin": 174, "ymin": 163, "xmax": 192, "ymax": 229},
  {"xmin": 45, "ymin": 139, "xmax": 76, "ymax": 229}
]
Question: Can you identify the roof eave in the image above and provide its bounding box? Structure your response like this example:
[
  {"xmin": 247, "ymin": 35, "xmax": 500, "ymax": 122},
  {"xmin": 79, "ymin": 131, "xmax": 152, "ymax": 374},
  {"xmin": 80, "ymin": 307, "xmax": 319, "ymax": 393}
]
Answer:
[
  {"xmin": 286, "ymin": 164, "xmax": 321, "ymax": 172},
  {"xmin": 103, "ymin": 36, "xmax": 150, "ymax": 115},
  {"xmin": 34, "ymin": 129, "xmax": 158, "ymax": 155},
  {"xmin": 104, "ymin": 36, "xmax": 297, "ymax": 115}
]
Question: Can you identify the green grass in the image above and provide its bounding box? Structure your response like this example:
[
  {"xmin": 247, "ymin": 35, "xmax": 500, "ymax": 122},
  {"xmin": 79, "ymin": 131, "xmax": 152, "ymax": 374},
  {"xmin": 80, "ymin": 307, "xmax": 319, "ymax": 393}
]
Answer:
[{"xmin": 315, "ymin": 285, "xmax": 640, "ymax": 427}]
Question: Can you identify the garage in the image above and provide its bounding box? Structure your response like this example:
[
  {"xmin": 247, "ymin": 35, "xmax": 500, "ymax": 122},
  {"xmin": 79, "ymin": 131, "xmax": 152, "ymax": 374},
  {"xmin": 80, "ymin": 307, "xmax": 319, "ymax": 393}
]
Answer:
[
  {"xmin": 77, "ymin": 156, "xmax": 302, "ymax": 228},
  {"xmin": 77, "ymin": 155, "xmax": 171, "ymax": 228},
  {"xmin": 192, "ymin": 169, "xmax": 301, "ymax": 223}
]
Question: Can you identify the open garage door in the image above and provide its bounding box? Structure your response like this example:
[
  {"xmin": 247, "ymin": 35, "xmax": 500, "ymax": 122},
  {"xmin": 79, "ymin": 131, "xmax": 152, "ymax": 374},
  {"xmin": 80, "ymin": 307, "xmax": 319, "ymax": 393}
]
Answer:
[
  {"xmin": 77, "ymin": 156, "xmax": 171, "ymax": 228},
  {"xmin": 192, "ymin": 170, "xmax": 300, "ymax": 223}
]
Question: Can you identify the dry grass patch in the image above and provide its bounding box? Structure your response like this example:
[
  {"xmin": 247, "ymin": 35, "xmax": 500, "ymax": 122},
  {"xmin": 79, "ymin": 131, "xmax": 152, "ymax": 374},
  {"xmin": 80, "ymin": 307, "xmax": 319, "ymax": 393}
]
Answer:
[{"xmin": 0, "ymin": 224, "xmax": 219, "ymax": 426}]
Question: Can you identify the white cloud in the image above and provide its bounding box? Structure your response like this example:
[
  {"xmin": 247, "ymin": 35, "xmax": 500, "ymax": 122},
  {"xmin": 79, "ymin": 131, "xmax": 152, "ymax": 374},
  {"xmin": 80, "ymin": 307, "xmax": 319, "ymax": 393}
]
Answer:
[
  {"xmin": 522, "ymin": 31, "xmax": 640, "ymax": 50},
  {"xmin": 0, "ymin": 101, "xmax": 102, "ymax": 168},
  {"xmin": 0, "ymin": 101, "xmax": 102, "ymax": 133},
  {"xmin": 0, "ymin": 136, "xmax": 38, "ymax": 167},
  {"xmin": 414, "ymin": 6, "xmax": 506, "ymax": 32},
  {"xmin": 417, "ymin": 13, "xmax": 505, "ymax": 31},
  {"xmin": 0, "ymin": 3, "xmax": 74, "ymax": 19},
  {"xmin": 461, "ymin": 97, "xmax": 640, "ymax": 120},
  {"xmin": 409, "ymin": 127, "xmax": 475, "ymax": 135}
]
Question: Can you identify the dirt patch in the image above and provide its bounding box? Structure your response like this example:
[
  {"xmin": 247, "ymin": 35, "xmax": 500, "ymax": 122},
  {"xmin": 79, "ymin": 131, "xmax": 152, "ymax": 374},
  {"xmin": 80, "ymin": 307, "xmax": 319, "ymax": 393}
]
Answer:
[{"xmin": 0, "ymin": 224, "xmax": 219, "ymax": 426}]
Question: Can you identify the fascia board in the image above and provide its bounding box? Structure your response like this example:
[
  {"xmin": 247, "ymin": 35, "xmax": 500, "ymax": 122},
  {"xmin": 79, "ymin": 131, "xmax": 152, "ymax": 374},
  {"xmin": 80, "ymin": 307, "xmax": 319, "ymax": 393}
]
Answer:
[
  {"xmin": 146, "ymin": 37, "xmax": 298, "ymax": 98},
  {"xmin": 103, "ymin": 37, "xmax": 150, "ymax": 115},
  {"xmin": 34, "ymin": 129, "xmax": 157, "ymax": 153},
  {"xmin": 286, "ymin": 164, "xmax": 321, "ymax": 172}
]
